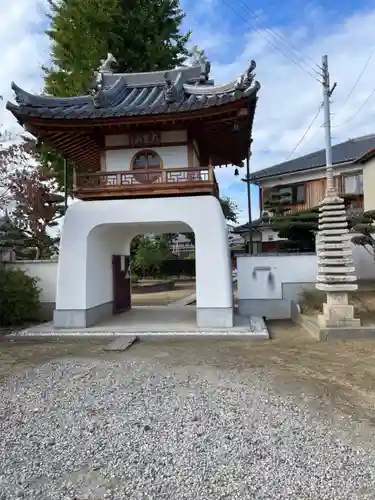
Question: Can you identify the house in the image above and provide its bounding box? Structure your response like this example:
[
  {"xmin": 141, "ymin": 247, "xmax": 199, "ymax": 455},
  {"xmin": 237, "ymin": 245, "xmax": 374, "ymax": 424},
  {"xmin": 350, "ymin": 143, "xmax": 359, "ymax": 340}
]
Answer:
[
  {"xmin": 7, "ymin": 51, "xmax": 260, "ymax": 329},
  {"xmin": 235, "ymin": 134, "xmax": 375, "ymax": 252},
  {"xmin": 170, "ymin": 224, "xmax": 244, "ymax": 258},
  {"xmin": 233, "ymin": 219, "xmax": 280, "ymax": 253}
]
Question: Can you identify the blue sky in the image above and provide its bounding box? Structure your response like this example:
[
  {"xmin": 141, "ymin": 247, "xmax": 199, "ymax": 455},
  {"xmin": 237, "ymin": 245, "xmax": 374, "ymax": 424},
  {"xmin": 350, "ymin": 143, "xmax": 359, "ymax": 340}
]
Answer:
[{"xmin": 2, "ymin": 0, "xmax": 375, "ymax": 223}]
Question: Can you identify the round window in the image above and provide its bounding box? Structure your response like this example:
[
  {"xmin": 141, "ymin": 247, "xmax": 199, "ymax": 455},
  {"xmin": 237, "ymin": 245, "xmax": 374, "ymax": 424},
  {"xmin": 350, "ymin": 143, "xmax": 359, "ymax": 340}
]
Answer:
[{"xmin": 131, "ymin": 150, "xmax": 162, "ymax": 184}]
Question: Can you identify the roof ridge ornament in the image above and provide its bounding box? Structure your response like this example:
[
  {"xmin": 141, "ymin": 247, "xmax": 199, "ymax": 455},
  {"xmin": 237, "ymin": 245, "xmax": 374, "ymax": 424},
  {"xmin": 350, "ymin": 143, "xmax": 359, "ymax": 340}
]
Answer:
[
  {"xmin": 164, "ymin": 73, "xmax": 180, "ymax": 103},
  {"xmin": 91, "ymin": 53, "xmax": 117, "ymax": 102},
  {"xmin": 187, "ymin": 45, "xmax": 208, "ymax": 66},
  {"xmin": 91, "ymin": 53, "xmax": 118, "ymax": 108},
  {"xmin": 235, "ymin": 60, "xmax": 256, "ymax": 90},
  {"xmin": 185, "ymin": 45, "xmax": 211, "ymax": 83}
]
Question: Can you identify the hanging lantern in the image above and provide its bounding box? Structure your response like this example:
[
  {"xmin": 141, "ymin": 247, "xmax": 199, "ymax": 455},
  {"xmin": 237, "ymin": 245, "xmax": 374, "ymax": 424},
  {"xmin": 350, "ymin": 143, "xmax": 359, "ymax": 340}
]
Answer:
[
  {"xmin": 234, "ymin": 168, "xmax": 239, "ymax": 176},
  {"xmin": 232, "ymin": 122, "xmax": 240, "ymax": 133}
]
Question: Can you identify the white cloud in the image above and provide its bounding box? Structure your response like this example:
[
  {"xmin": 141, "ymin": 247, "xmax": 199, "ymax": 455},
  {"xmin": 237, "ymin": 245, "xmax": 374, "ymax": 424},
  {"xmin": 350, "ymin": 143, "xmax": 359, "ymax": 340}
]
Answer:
[
  {"xmin": 184, "ymin": 4, "xmax": 375, "ymax": 222},
  {"xmin": 0, "ymin": 0, "xmax": 49, "ymax": 132},
  {"xmin": 3, "ymin": 1, "xmax": 375, "ymax": 225}
]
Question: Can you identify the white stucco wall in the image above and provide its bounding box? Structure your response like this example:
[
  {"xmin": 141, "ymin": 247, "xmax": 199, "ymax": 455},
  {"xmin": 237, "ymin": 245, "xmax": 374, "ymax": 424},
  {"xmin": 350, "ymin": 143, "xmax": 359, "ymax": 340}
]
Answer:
[
  {"xmin": 104, "ymin": 130, "xmax": 189, "ymax": 171},
  {"xmin": 105, "ymin": 145, "xmax": 188, "ymax": 171},
  {"xmin": 7, "ymin": 238, "xmax": 375, "ymax": 305},
  {"xmin": 56, "ymin": 196, "xmax": 232, "ymax": 315},
  {"xmin": 237, "ymin": 244, "xmax": 375, "ymax": 301},
  {"xmin": 237, "ymin": 254, "xmax": 316, "ymax": 300},
  {"xmin": 6, "ymin": 261, "xmax": 57, "ymax": 303}
]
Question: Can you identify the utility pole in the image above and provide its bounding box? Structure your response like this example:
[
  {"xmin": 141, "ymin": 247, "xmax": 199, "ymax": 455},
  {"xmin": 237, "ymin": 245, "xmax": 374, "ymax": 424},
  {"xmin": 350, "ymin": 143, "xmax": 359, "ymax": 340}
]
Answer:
[
  {"xmin": 321, "ymin": 55, "xmax": 337, "ymax": 196},
  {"xmin": 63, "ymin": 158, "xmax": 68, "ymax": 213},
  {"xmin": 246, "ymin": 151, "xmax": 253, "ymax": 254}
]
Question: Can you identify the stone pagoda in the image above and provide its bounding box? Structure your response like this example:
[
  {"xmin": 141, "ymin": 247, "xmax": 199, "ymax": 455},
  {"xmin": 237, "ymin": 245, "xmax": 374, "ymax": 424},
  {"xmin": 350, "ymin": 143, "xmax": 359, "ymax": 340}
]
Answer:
[{"xmin": 316, "ymin": 167, "xmax": 360, "ymax": 329}]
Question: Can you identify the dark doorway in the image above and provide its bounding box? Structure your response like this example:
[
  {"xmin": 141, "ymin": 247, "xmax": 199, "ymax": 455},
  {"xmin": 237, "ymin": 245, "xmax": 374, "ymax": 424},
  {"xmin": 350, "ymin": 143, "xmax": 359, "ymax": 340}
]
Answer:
[{"xmin": 112, "ymin": 255, "xmax": 131, "ymax": 314}]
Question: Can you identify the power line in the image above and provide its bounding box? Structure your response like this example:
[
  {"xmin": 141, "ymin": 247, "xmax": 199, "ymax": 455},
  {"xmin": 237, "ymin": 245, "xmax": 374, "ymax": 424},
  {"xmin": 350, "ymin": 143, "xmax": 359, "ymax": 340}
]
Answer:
[
  {"xmin": 221, "ymin": 0, "xmax": 322, "ymax": 83},
  {"xmin": 332, "ymin": 86, "xmax": 375, "ymax": 128},
  {"xmin": 284, "ymin": 103, "xmax": 324, "ymax": 162},
  {"xmin": 332, "ymin": 46, "xmax": 375, "ymax": 122},
  {"xmin": 235, "ymin": 0, "xmax": 322, "ymax": 77}
]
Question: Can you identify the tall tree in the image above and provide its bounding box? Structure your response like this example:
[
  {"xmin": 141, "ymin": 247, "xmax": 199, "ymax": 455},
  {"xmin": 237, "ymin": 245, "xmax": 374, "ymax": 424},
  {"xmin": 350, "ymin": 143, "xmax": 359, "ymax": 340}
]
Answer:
[
  {"xmin": 42, "ymin": 0, "xmax": 190, "ymax": 188},
  {"xmin": 44, "ymin": 0, "xmax": 190, "ymax": 97}
]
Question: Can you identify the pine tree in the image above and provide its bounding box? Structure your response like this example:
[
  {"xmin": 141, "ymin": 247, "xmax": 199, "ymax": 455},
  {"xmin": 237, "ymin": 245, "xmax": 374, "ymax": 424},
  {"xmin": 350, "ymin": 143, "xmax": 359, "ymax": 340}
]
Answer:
[
  {"xmin": 351, "ymin": 210, "xmax": 375, "ymax": 256},
  {"xmin": 266, "ymin": 193, "xmax": 365, "ymax": 253},
  {"xmin": 0, "ymin": 213, "xmax": 26, "ymax": 260},
  {"xmin": 264, "ymin": 192, "xmax": 319, "ymax": 252}
]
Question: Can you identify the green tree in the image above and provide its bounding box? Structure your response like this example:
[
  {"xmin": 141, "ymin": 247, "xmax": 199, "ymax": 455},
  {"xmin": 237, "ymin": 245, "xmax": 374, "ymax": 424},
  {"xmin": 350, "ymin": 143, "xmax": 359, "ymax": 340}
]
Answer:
[
  {"xmin": 183, "ymin": 196, "xmax": 240, "ymax": 245},
  {"xmin": 0, "ymin": 214, "xmax": 27, "ymax": 261},
  {"xmin": 350, "ymin": 210, "xmax": 375, "ymax": 257},
  {"xmin": 132, "ymin": 236, "xmax": 169, "ymax": 278},
  {"xmin": 220, "ymin": 196, "xmax": 240, "ymax": 224},
  {"xmin": 266, "ymin": 193, "xmax": 367, "ymax": 253},
  {"xmin": 42, "ymin": 0, "xmax": 191, "ymax": 188},
  {"xmin": 263, "ymin": 191, "xmax": 318, "ymax": 252}
]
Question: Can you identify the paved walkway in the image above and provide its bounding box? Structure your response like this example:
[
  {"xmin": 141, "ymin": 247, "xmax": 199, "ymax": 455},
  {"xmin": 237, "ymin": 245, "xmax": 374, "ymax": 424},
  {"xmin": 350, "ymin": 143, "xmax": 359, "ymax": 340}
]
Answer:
[{"xmin": 11, "ymin": 306, "xmax": 269, "ymax": 339}]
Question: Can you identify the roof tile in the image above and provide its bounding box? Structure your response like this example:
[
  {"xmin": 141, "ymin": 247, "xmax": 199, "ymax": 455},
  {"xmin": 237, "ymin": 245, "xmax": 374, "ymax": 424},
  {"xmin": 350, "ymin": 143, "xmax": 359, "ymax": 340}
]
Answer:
[
  {"xmin": 7, "ymin": 61, "xmax": 260, "ymax": 121},
  {"xmin": 249, "ymin": 134, "xmax": 375, "ymax": 182}
]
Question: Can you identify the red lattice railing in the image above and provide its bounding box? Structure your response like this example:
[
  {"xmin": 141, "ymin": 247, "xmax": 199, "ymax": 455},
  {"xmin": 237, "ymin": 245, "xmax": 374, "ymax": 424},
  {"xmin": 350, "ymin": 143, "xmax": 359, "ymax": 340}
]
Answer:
[{"xmin": 75, "ymin": 166, "xmax": 218, "ymax": 195}]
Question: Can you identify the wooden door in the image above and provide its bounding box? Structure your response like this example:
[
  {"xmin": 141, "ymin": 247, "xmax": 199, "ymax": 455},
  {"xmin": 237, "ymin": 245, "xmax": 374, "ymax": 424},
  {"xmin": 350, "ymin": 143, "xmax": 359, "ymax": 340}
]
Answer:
[{"xmin": 112, "ymin": 255, "xmax": 131, "ymax": 314}]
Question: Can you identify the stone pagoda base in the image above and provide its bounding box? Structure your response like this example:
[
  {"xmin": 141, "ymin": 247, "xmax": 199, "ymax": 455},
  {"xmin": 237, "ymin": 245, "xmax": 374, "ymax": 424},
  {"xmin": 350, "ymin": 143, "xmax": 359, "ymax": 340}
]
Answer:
[{"xmin": 317, "ymin": 290, "xmax": 360, "ymax": 329}]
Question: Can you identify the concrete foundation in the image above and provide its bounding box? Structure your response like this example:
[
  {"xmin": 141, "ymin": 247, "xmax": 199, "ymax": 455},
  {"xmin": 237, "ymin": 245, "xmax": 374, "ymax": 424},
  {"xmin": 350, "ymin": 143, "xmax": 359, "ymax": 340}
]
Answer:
[
  {"xmin": 294, "ymin": 312, "xmax": 375, "ymax": 341},
  {"xmin": 53, "ymin": 302, "xmax": 113, "ymax": 328},
  {"xmin": 196, "ymin": 307, "xmax": 233, "ymax": 328},
  {"xmin": 10, "ymin": 306, "xmax": 270, "ymax": 339}
]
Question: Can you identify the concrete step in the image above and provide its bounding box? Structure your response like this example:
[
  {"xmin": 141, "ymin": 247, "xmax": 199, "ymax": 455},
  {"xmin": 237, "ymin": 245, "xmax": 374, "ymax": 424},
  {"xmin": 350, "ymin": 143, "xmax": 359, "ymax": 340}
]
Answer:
[{"xmin": 104, "ymin": 335, "xmax": 138, "ymax": 351}]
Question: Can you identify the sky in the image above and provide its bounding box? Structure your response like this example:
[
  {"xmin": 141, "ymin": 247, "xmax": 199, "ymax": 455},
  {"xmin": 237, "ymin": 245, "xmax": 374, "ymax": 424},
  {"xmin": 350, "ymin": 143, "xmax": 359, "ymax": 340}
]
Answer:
[{"xmin": 2, "ymin": 0, "xmax": 375, "ymax": 224}]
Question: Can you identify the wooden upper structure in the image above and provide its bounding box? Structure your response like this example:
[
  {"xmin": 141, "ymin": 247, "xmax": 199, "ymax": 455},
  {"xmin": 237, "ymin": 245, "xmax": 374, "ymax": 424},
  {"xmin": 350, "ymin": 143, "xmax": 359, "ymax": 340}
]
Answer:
[{"xmin": 7, "ymin": 49, "xmax": 260, "ymax": 201}]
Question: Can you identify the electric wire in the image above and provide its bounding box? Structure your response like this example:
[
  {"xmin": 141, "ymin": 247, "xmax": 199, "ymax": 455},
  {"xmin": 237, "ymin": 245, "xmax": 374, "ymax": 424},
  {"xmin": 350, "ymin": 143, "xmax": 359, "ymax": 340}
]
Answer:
[
  {"xmin": 221, "ymin": 0, "xmax": 322, "ymax": 82},
  {"xmin": 283, "ymin": 103, "xmax": 324, "ymax": 162},
  {"xmin": 331, "ymin": 46, "xmax": 375, "ymax": 126},
  {"xmin": 235, "ymin": 0, "xmax": 322, "ymax": 76},
  {"xmin": 332, "ymin": 87, "xmax": 375, "ymax": 128}
]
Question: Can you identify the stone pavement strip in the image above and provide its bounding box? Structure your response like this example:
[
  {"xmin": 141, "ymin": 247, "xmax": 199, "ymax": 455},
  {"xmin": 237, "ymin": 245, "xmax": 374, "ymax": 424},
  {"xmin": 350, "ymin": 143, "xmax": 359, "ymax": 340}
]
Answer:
[{"xmin": 104, "ymin": 335, "xmax": 138, "ymax": 351}]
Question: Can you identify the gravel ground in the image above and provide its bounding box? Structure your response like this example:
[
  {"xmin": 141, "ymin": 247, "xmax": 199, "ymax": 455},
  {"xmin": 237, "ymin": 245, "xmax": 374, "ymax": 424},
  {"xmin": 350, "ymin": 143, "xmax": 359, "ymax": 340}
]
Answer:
[{"xmin": 1, "ymin": 356, "xmax": 375, "ymax": 500}]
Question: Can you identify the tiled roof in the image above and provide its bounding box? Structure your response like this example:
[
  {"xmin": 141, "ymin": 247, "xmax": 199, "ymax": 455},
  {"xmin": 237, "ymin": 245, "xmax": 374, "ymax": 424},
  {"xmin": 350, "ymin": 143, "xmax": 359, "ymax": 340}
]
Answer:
[
  {"xmin": 7, "ymin": 58, "xmax": 260, "ymax": 121},
  {"xmin": 248, "ymin": 134, "xmax": 375, "ymax": 182},
  {"xmin": 232, "ymin": 218, "xmax": 267, "ymax": 233}
]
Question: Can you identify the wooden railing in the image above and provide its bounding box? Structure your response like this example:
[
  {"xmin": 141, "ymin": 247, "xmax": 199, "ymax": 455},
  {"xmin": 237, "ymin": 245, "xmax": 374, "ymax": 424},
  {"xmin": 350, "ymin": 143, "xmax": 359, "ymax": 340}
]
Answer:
[{"xmin": 75, "ymin": 166, "xmax": 219, "ymax": 200}]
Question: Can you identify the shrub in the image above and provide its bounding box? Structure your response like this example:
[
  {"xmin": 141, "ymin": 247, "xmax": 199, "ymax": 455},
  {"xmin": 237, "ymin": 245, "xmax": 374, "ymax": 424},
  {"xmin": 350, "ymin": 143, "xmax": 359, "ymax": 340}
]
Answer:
[
  {"xmin": 298, "ymin": 288, "xmax": 325, "ymax": 314},
  {"xmin": 0, "ymin": 267, "xmax": 41, "ymax": 327}
]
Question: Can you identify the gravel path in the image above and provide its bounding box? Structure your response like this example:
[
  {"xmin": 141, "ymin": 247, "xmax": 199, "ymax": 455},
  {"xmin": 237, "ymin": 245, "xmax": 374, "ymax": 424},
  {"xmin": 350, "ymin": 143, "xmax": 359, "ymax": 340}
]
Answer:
[{"xmin": 1, "ymin": 357, "xmax": 375, "ymax": 499}]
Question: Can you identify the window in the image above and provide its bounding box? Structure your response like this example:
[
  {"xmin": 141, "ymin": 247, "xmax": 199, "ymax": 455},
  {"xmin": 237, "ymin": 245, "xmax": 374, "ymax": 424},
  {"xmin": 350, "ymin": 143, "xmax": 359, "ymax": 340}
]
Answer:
[
  {"xmin": 131, "ymin": 150, "xmax": 163, "ymax": 184},
  {"xmin": 344, "ymin": 173, "xmax": 363, "ymax": 195},
  {"xmin": 295, "ymin": 184, "xmax": 306, "ymax": 203},
  {"xmin": 267, "ymin": 184, "xmax": 306, "ymax": 206},
  {"xmin": 132, "ymin": 150, "xmax": 162, "ymax": 170}
]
